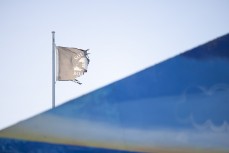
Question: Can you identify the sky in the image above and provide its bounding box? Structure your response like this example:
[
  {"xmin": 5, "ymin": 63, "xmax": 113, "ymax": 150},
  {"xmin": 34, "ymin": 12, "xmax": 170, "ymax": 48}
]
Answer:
[{"xmin": 0, "ymin": 0, "xmax": 229, "ymax": 130}]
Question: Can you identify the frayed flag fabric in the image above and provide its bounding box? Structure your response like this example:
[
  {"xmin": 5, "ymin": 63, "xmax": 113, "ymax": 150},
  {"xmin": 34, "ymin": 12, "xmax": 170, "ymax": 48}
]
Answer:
[{"xmin": 57, "ymin": 46, "xmax": 89, "ymax": 81}]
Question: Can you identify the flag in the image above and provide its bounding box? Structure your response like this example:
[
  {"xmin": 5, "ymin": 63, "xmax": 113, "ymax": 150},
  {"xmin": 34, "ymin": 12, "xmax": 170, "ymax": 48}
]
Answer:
[{"xmin": 57, "ymin": 46, "xmax": 89, "ymax": 81}]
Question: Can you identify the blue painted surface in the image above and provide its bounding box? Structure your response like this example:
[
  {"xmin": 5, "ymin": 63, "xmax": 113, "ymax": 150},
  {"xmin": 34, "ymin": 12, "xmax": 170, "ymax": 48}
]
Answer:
[
  {"xmin": 0, "ymin": 138, "xmax": 138, "ymax": 153},
  {"xmin": 0, "ymin": 34, "xmax": 229, "ymax": 153}
]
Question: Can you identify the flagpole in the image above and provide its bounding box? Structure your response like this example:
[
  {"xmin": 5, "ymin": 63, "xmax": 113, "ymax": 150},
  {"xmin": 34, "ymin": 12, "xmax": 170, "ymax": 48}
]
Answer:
[{"xmin": 52, "ymin": 31, "xmax": 56, "ymax": 108}]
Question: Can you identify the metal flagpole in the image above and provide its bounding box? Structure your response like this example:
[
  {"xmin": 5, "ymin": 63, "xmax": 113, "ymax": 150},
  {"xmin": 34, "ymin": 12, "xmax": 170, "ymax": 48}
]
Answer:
[{"xmin": 52, "ymin": 31, "xmax": 56, "ymax": 108}]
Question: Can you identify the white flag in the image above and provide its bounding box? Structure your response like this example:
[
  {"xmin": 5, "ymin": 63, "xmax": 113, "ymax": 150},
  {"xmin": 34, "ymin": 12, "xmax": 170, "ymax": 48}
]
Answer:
[{"xmin": 57, "ymin": 46, "xmax": 89, "ymax": 81}]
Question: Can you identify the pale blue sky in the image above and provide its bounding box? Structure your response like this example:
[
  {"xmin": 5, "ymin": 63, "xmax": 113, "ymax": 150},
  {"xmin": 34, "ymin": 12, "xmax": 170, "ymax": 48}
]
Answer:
[{"xmin": 0, "ymin": 0, "xmax": 229, "ymax": 130}]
